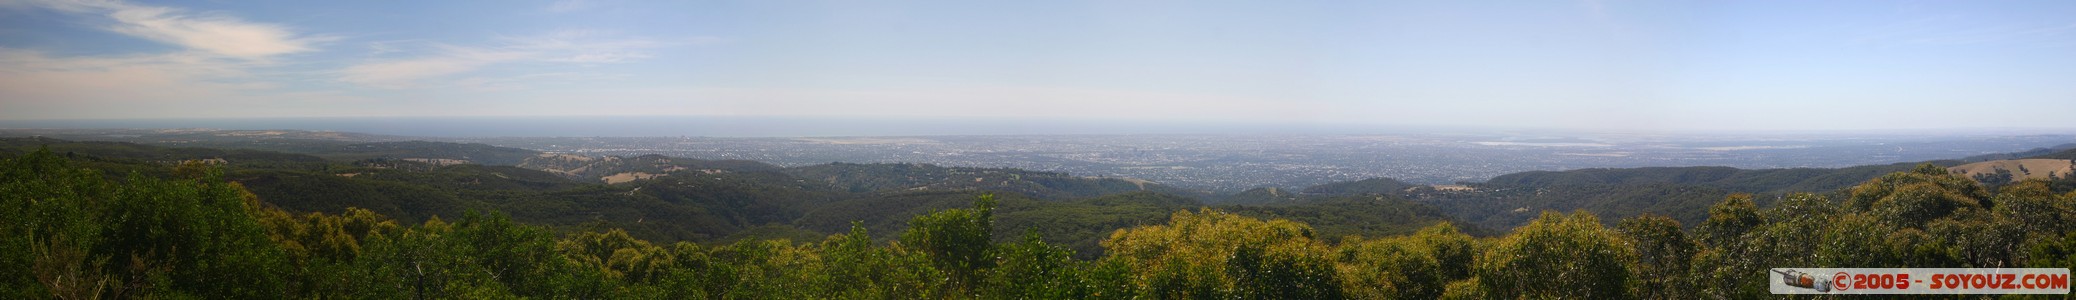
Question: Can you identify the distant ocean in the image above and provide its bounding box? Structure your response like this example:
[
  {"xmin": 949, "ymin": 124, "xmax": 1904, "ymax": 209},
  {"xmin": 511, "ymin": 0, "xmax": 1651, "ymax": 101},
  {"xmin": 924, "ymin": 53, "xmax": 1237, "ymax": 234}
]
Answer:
[{"xmin": 0, "ymin": 116, "xmax": 1423, "ymax": 137}]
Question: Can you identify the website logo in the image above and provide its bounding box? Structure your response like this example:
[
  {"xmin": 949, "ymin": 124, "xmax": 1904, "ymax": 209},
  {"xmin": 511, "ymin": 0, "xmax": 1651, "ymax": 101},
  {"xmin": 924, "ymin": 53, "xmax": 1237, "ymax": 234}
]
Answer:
[{"xmin": 1770, "ymin": 268, "xmax": 2069, "ymax": 294}]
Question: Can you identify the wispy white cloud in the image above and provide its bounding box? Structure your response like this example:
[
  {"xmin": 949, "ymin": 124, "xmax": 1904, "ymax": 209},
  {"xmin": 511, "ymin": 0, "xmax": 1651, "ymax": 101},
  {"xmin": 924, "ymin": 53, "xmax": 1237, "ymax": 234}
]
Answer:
[
  {"xmin": 340, "ymin": 30, "xmax": 682, "ymax": 89},
  {"xmin": 364, "ymin": 39, "xmax": 425, "ymax": 56},
  {"xmin": 453, "ymin": 72, "xmax": 630, "ymax": 91},
  {"xmin": 8, "ymin": 0, "xmax": 324, "ymax": 59},
  {"xmin": 339, "ymin": 45, "xmax": 530, "ymax": 88},
  {"xmin": 551, "ymin": 52, "xmax": 651, "ymax": 63},
  {"xmin": 545, "ymin": 0, "xmax": 596, "ymax": 13},
  {"xmin": 339, "ymin": 58, "xmax": 490, "ymax": 89},
  {"xmin": 503, "ymin": 29, "xmax": 670, "ymax": 63},
  {"xmin": 0, "ymin": 0, "xmax": 334, "ymax": 119},
  {"xmin": 0, "ymin": 48, "xmax": 309, "ymax": 119}
]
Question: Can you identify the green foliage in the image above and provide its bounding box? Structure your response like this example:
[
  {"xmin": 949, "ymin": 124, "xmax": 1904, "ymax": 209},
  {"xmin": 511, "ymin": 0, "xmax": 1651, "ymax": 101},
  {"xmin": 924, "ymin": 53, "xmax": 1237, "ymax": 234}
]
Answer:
[
  {"xmin": 1437, "ymin": 277, "xmax": 1485, "ymax": 300},
  {"xmin": 1846, "ymin": 163, "xmax": 1986, "ymax": 210},
  {"xmin": 1474, "ymin": 211, "xmax": 1636, "ymax": 300},
  {"xmin": 0, "ymin": 137, "xmax": 333, "ymax": 172},
  {"xmin": 1217, "ymin": 196, "xmax": 1487, "ymax": 243},
  {"xmin": 1430, "ymin": 161, "xmax": 1952, "ymax": 232},
  {"xmin": 1335, "ymin": 236, "xmax": 1439, "ymax": 299},
  {"xmin": 1, "ymin": 148, "xmax": 292, "ymax": 298},
  {"xmin": 1003, "ymin": 191, "xmax": 1204, "ymax": 258},
  {"xmin": 233, "ymin": 169, "xmax": 475, "ymax": 224},
  {"xmin": 1690, "ymin": 193, "xmax": 1822, "ymax": 297},
  {"xmin": 1993, "ymin": 180, "xmax": 2076, "ymax": 234},
  {"xmin": 983, "ymin": 231, "xmax": 1081, "ymax": 299},
  {"xmin": 1697, "ymin": 193, "xmax": 1762, "ymax": 248},
  {"xmin": 11, "ymin": 140, "xmax": 2076, "ymax": 299},
  {"xmin": 821, "ymin": 223, "xmax": 947, "ymax": 299},
  {"xmin": 2, "ymin": 148, "xmax": 110, "ymax": 299},
  {"xmin": 1102, "ymin": 209, "xmax": 1343, "ymax": 299},
  {"xmin": 1483, "ymin": 162, "xmax": 1942, "ymax": 195},
  {"xmin": 1424, "ymin": 183, "xmax": 1730, "ymax": 231},
  {"xmin": 1331, "ymin": 222, "xmax": 1478, "ymax": 300},
  {"xmin": 560, "ymin": 229, "xmax": 670, "ymax": 282},
  {"xmin": 1616, "ymin": 214, "xmax": 1696, "ymax": 299},
  {"xmin": 2029, "ymin": 231, "xmax": 2076, "ymax": 271},
  {"xmin": 344, "ymin": 212, "xmax": 615, "ymax": 299},
  {"xmin": 901, "ymin": 193, "xmax": 998, "ymax": 290}
]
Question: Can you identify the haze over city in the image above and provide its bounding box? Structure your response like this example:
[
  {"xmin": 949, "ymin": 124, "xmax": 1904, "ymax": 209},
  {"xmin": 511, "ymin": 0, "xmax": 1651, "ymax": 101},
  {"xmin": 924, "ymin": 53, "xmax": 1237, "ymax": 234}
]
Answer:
[{"xmin": 5, "ymin": 0, "xmax": 2076, "ymax": 134}]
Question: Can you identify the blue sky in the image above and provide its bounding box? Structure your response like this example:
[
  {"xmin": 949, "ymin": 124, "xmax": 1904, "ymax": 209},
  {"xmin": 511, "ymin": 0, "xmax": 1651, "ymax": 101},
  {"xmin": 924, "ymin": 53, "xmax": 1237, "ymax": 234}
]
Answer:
[{"xmin": 2, "ymin": 0, "xmax": 2074, "ymax": 132}]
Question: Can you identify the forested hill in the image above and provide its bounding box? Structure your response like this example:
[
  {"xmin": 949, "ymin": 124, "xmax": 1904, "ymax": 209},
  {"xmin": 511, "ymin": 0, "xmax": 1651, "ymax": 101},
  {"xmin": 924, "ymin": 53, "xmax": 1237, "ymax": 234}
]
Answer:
[
  {"xmin": 7, "ymin": 142, "xmax": 2075, "ymax": 298},
  {"xmin": 518, "ymin": 153, "xmax": 782, "ymax": 182},
  {"xmin": 12, "ymin": 134, "xmax": 2068, "ymax": 239},
  {"xmin": 1301, "ymin": 177, "xmax": 1421, "ymax": 195},
  {"xmin": 1298, "ymin": 155, "xmax": 2075, "ymax": 232},
  {"xmin": 1480, "ymin": 161, "xmax": 1946, "ymax": 195},
  {"xmin": 2032, "ymin": 146, "xmax": 2076, "ymax": 160},
  {"xmin": 0, "ymin": 138, "xmax": 1464, "ymax": 253},
  {"xmin": 319, "ymin": 140, "xmax": 541, "ymax": 165},
  {"xmin": 1960, "ymin": 142, "xmax": 2076, "ymax": 161},
  {"xmin": 0, "ymin": 132, "xmax": 543, "ymax": 165},
  {"xmin": 515, "ymin": 152, "xmax": 1205, "ymax": 201},
  {"xmin": 783, "ymin": 162, "xmax": 1205, "ymax": 200}
]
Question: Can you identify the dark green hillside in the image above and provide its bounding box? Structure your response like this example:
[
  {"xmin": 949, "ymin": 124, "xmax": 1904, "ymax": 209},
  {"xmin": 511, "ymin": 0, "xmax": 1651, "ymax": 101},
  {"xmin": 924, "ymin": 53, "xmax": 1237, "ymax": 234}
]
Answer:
[
  {"xmin": 229, "ymin": 170, "xmax": 478, "ymax": 223},
  {"xmin": 783, "ymin": 162, "xmax": 1199, "ymax": 200},
  {"xmin": 0, "ymin": 137, "xmax": 331, "ymax": 171},
  {"xmin": 518, "ymin": 153, "xmax": 782, "ymax": 182},
  {"xmin": 783, "ymin": 162, "xmax": 955, "ymax": 192},
  {"xmin": 342, "ymin": 163, "xmax": 581, "ymax": 191},
  {"xmin": 1311, "ymin": 160, "xmax": 1947, "ymax": 231},
  {"xmin": 1482, "ymin": 162, "xmax": 1942, "ymax": 195},
  {"xmin": 795, "ymin": 191, "xmax": 1048, "ymax": 241},
  {"xmin": 1420, "ymin": 183, "xmax": 1730, "ymax": 230},
  {"xmin": 1217, "ymin": 196, "xmax": 1490, "ymax": 239},
  {"xmin": 230, "ymin": 161, "xmax": 585, "ymax": 224},
  {"xmin": 797, "ymin": 191, "xmax": 1208, "ymax": 258},
  {"xmin": 1485, "ymin": 166, "xmax": 1743, "ymax": 187},
  {"xmin": 319, "ymin": 140, "xmax": 540, "ymax": 165},
  {"xmin": 0, "ymin": 138, "xmax": 772, "ymax": 242},
  {"xmin": 490, "ymin": 185, "xmax": 741, "ymax": 241},
  {"xmin": 997, "ymin": 192, "xmax": 1203, "ymax": 258},
  {"xmin": 8, "ymin": 139, "xmax": 2076, "ymax": 299},
  {"xmin": 2, "ymin": 138, "xmax": 1255, "ymax": 248},
  {"xmin": 1961, "ymin": 142, "xmax": 2076, "ymax": 161},
  {"xmin": 0, "ymin": 133, "xmax": 544, "ymax": 166},
  {"xmin": 1300, "ymin": 177, "xmax": 1419, "ymax": 195},
  {"xmin": 1424, "ymin": 161, "xmax": 1948, "ymax": 230},
  {"xmin": 2031, "ymin": 147, "xmax": 2076, "ymax": 160},
  {"xmin": 1219, "ymin": 187, "xmax": 1304, "ymax": 204},
  {"xmin": 628, "ymin": 169, "xmax": 842, "ymax": 226}
]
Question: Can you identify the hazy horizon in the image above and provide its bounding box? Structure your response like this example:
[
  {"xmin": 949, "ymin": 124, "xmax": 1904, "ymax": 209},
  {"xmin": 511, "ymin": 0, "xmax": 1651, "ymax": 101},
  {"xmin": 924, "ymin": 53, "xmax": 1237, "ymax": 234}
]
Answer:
[
  {"xmin": 6, "ymin": 1, "xmax": 2076, "ymax": 132},
  {"xmin": 7, "ymin": 115, "xmax": 2076, "ymax": 138}
]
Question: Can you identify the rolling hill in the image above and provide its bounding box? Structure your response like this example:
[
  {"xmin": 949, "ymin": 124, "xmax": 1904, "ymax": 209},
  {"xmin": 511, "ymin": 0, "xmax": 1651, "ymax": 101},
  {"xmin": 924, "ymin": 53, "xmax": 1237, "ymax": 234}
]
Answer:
[
  {"xmin": 1949, "ymin": 158, "xmax": 2076, "ymax": 186},
  {"xmin": 10, "ymin": 132, "xmax": 2065, "ymax": 248},
  {"xmin": 0, "ymin": 137, "xmax": 1455, "ymax": 248}
]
